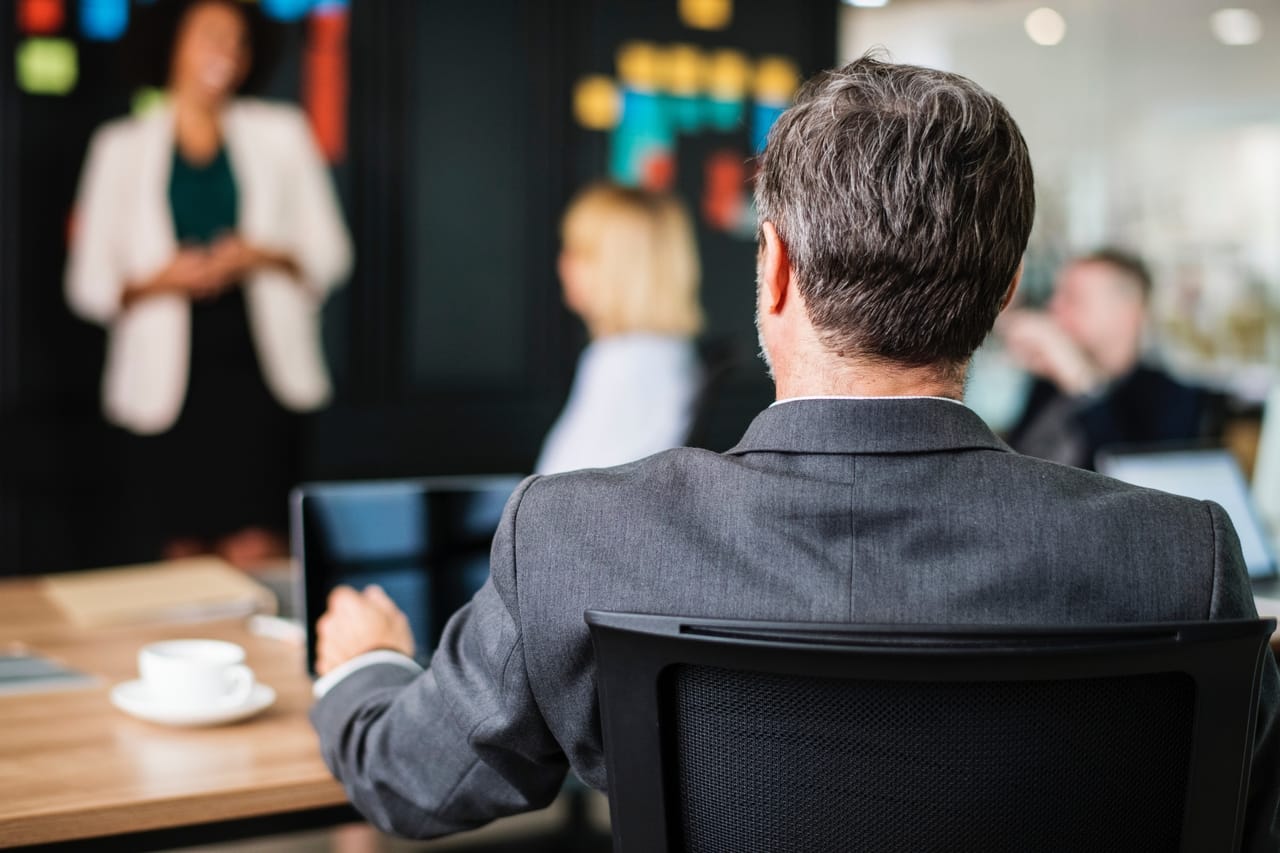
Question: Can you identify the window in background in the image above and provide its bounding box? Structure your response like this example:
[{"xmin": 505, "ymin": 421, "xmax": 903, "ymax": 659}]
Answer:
[{"xmin": 841, "ymin": 0, "xmax": 1280, "ymax": 405}]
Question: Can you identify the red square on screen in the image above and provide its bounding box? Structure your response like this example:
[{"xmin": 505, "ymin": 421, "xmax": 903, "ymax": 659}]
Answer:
[{"xmin": 18, "ymin": 0, "xmax": 65, "ymax": 35}]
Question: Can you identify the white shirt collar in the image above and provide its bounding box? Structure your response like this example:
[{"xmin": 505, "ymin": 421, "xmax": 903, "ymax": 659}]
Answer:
[{"xmin": 770, "ymin": 395, "xmax": 966, "ymax": 408}]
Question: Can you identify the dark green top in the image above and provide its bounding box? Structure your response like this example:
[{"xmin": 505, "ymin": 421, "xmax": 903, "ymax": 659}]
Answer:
[{"xmin": 169, "ymin": 146, "xmax": 238, "ymax": 244}]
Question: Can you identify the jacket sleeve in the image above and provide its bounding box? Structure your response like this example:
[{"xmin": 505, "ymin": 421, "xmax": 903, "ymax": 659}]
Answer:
[
  {"xmin": 309, "ymin": 476, "xmax": 569, "ymax": 839},
  {"xmin": 280, "ymin": 109, "xmax": 353, "ymax": 299},
  {"xmin": 1205, "ymin": 500, "xmax": 1280, "ymax": 851},
  {"xmin": 65, "ymin": 125, "xmax": 129, "ymax": 326}
]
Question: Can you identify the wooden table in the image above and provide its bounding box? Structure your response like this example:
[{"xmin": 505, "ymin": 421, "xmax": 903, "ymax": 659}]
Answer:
[{"xmin": 0, "ymin": 578, "xmax": 352, "ymax": 851}]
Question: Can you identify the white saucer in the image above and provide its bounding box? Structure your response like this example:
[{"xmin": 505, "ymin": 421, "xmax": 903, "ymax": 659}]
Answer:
[{"xmin": 110, "ymin": 680, "xmax": 276, "ymax": 727}]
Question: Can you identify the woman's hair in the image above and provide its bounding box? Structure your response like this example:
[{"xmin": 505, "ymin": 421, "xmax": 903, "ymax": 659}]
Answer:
[
  {"xmin": 561, "ymin": 183, "xmax": 704, "ymax": 337},
  {"xmin": 123, "ymin": 0, "xmax": 280, "ymax": 93}
]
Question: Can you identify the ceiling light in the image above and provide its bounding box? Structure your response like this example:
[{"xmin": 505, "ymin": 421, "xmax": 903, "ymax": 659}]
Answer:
[
  {"xmin": 1211, "ymin": 8, "xmax": 1262, "ymax": 46},
  {"xmin": 842, "ymin": 0, "xmax": 890, "ymax": 8},
  {"xmin": 1025, "ymin": 7, "xmax": 1067, "ymax": 46}
]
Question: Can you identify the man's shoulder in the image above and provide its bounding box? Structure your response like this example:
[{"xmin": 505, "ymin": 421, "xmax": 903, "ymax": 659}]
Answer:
[
  {"xmin": 999, "ymin": 448, "xmax": 1213, "ymax": 523},
  {"xmin": 519, "ymin": 443, "xmax": 1211, "ymax": 511},
  {"xmin": 510, "ymin": 442, "xmax": 1218, "ymax": 556},
  {"xmin": 522, "ymin": 447, "xmax": 720, "ymax": 505}
]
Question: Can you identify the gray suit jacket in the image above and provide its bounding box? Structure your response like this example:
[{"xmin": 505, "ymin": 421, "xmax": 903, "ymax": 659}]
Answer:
[{"xmin": 312, "ymin": 398, "xmax": 1280, "ymax": 848}]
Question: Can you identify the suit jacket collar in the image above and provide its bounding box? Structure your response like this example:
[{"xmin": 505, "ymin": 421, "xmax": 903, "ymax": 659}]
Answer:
[{"xmin": 728, "ymin": 398, "xmax": 1012, "ymax": 456}]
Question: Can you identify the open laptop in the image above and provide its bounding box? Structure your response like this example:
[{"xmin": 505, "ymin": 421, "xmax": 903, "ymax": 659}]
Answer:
[
  {"xmin": 291, "ymin": 475, "xmax": 523, "ymax": 676},
  {"xmin": 1096, "ymin": 447, "xmax": 1278, "ymax": 590}
]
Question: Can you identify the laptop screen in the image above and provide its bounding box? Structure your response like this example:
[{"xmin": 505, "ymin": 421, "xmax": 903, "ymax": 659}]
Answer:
[
  {"xmin": 292, "ymin": 475, "xmax": 523, "ymax": 675},
  {"xmin": 1097, "ymin": 449, "xmax": 1277, "ymax": 579}
]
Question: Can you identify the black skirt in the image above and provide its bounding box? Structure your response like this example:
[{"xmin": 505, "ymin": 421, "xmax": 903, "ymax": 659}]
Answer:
[{"xmin": 117, "ymin": 286, "xmax": 299, "ymax": 556}]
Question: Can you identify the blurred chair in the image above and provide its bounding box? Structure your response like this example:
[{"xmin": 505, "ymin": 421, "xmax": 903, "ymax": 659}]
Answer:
[
  {"xmin": 684, "ymin": 337, "xmax": 748, "ymax": 451},
  {"xmin": 586, "ymin": 611, "xmax": 1274, "ymax": 853}
]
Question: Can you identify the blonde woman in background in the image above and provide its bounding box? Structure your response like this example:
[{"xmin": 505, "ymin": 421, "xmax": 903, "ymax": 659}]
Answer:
[{"xmin": 535, "ymin": 184, "xmax": 704, "ymax": 474}]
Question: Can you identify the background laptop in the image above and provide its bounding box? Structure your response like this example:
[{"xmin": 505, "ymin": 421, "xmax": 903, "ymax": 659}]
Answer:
[
  {"xmin": 1096, "ymin": 447, "xmax": 1278, "ymax": 583},
  {"xmin": 292, "ymin": 475, "xmax": 523, "ymax": 676}
]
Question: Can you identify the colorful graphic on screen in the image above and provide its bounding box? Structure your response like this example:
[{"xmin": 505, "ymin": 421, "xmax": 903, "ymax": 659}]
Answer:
[
  {"xmin": 18, "ymin": 0, "xmax": 66, "ymax": 35},
  {"xmin": 572, "ymin": 37, "xmax": 799, "ymax": 235},
  {"xmin": 78, "ymin": 0, "xmax": 127, "ymax": 41},
  {"xmin": 304, "ymin": 4, "xmax": 348, "ymax": 163},
  {"xmin": 678, "ymin": 0, "xmax": 732, "ymax": 31},
  {"xmin": 260, "ymin": 0, "xmax": 314, "ymax": 22},
  {"xmin": 16, "ymin": 37, "xmax": 78, "ymax": 95}
]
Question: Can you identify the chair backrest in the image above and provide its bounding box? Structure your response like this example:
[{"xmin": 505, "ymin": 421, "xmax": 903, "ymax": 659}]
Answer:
[{"xmin": 585, "ymin": 612, "xmax": 1275, "ymax": 853}]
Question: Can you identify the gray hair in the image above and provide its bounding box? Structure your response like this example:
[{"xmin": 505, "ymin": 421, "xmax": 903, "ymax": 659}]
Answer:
[{"xmin": 755, "ymin": 55, "xmax": 1035, "ymax": 369}]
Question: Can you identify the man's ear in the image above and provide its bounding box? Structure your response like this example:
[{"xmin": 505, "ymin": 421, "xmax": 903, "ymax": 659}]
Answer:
[
  {"xmin": 1000, "ymin": 261, "xmax": 1024, "ymax": 312},
  {"xmin": 760, "ymin": 221, "xmax": 791, "ymax": 315}
]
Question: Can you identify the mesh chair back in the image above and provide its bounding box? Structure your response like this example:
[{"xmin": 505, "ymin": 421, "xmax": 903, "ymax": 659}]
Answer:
[{"xmin": 586, "ymin": 613, "xmax": 1274, "ymax": 853}]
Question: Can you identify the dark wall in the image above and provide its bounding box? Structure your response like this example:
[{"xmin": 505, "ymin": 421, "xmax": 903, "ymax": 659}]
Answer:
[
  {"xmin": 0, "ymin": 0, "xmax": 837, "ymax": 574},
  {"xmin": 0, "ymin": 0, "xmax": 17, "ymax": 572},
  {"xmin": 1, "ymin": 9, "xmax": 139, "ymax": 573},
  {"xmin": 309, "ymin": 1, "xmax": 578, "ymax": 482}
]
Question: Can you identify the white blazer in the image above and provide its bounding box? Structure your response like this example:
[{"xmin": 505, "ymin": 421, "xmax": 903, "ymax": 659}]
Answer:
[{"xmin": 65, "ymin": 98, "xmax": 353, "ymax": 435}]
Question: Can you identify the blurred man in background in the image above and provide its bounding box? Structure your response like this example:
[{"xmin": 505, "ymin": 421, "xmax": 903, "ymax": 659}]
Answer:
[{"xmin": 1002, "ymin": 249, "xmax": 1203, "ymax": 469}]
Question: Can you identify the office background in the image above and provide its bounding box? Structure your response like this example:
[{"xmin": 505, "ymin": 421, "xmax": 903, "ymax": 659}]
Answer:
[{"xmin": 0, "ymin": 0, "xmax": 837, "ymax": 573}]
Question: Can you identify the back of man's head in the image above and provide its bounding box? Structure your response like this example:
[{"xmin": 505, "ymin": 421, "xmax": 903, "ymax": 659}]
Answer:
[{"xmin": 755, "ymin": 55, "xmax": 1036, "ymax": 373}]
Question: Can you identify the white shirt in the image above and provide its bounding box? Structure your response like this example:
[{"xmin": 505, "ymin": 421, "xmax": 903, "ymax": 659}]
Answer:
[
  {"xmin": 771, "ymin": 395, "xmax": 965, "ymax": 407},
  {"xmin": 534, "ymin": 333, "xmax": 701, "ymax": 475}
]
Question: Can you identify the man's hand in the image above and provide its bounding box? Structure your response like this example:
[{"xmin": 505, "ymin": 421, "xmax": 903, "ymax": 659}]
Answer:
[
  {"xmin": 315, "ymin": 585, "xmax": 416, "ymax": 676},
  {"xmin": 997, "ymin": 309, "xmax": 1102, "ymax": 397}
]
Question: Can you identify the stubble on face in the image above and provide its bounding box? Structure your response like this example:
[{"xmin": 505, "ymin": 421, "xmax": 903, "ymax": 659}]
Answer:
[{"xmin": 754, "ymin": 272, "xmax": 774, "ymax": 380}]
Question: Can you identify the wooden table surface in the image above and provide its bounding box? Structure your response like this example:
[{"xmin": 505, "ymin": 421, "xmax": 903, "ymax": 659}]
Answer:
[{"xmin": 0, "ymin": 578, "xmax": 348, "ymax": 848}]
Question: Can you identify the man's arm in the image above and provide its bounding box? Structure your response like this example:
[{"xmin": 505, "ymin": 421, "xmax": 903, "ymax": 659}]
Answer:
[
  {"xmin": 1205, "ymin": 501, "xmax": 1280, "ymax": 851},
  {"xmin": 310, "ymin": 477, "xmax": 569, "ymax": 839}
]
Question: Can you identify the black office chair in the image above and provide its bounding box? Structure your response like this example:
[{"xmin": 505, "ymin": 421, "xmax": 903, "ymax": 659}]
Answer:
[{"xmin": 585, "ymin": 611, "xmax": 1275, "ymax": 853}]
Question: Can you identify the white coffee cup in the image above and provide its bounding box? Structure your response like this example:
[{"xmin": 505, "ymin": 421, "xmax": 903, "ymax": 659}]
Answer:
[{"xmin": 138, "ymin": 639, "xmax": 255, "ymax": 710}]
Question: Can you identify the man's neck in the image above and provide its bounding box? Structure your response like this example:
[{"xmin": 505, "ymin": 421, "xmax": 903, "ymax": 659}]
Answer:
[{"xmin": 772, "ymin": 356, "xmax": 965, "ymax": 402}]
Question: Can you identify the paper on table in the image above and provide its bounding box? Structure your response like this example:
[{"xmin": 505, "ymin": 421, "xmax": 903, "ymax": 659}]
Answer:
[
  {"xmin": 0, "ymin": 647, "xmax": 97, "ymax": 696},
  {"xmin": 42, "ymin": 557, "xmax": 276, "ymax": 629}
]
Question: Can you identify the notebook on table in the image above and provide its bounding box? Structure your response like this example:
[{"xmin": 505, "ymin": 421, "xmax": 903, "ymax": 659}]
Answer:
[{"xmin": 42, "ymin": 557, "xmax": 276, "ymax": 629}]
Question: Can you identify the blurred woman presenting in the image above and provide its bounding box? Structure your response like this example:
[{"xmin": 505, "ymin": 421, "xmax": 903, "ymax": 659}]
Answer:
[
  {"xmin": 66, "ymin": 0, "xmax": 352, "ymax": 566},
  {"xmin": 536, "ymin": 184, "xmax": 703, "ymax": 474}
]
